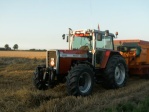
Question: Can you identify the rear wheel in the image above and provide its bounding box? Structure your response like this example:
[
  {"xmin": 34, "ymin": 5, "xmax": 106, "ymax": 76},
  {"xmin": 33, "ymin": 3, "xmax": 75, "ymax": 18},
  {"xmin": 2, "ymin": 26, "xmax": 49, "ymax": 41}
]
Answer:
[
  {"xmin": 66, "ymin": 64, "xmax": 94, "ymax": 96},
  {"xmin": 102, "ymin": 55, "xmax": 128, "ymax": 89}
]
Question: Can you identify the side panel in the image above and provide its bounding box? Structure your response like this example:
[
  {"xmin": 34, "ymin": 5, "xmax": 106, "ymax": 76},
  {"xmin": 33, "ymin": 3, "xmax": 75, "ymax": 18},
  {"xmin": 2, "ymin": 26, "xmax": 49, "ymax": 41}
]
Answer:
[{"xmin": 59, "ymin": 58, "xmax": 87, "ymax": 74}]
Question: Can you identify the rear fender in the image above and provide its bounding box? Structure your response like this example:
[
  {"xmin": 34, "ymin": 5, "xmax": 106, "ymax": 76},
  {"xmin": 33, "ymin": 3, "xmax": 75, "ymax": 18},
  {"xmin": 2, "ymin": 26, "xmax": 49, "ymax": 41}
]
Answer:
[{"xmin": 100, "ymin": 51, "xmax": 121, "ymax": 68}]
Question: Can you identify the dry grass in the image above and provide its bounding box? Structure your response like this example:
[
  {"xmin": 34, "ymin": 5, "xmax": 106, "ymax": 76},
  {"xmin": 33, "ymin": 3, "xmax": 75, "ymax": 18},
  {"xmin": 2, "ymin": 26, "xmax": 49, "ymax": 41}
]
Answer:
[
  {"xmin": 0, "ymin": 51, "xmax": 46, "ymax": 59},
  {"xmin": 1, "ymin": 57, "xmax": 149, "ymax": 112}
]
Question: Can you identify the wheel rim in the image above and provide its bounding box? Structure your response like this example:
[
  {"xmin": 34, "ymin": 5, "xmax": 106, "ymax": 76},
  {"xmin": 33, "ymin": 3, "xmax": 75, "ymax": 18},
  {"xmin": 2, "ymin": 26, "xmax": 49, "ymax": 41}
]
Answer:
[
  {"xmin": 114, "ymin": 63, "xmax": 125, "ymax": 85},
  {"xmin": 78, "ymin": 72, "xmax": 91, "ymax": 94}
]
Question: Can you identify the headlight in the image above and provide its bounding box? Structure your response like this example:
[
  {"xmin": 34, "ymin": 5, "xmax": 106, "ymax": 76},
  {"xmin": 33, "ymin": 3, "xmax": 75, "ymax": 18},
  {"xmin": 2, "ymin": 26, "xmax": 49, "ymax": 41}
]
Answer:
[{"xmin": 50, "ymin": 58, "xmax": 55, "ymax": 67}]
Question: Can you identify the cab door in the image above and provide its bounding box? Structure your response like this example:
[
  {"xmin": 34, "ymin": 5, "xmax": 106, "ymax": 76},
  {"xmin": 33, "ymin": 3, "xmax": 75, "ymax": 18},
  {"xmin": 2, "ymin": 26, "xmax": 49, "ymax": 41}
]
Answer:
[{"xmin": 95, "ymin": 35, "xmax": 114, "ymax": 68}]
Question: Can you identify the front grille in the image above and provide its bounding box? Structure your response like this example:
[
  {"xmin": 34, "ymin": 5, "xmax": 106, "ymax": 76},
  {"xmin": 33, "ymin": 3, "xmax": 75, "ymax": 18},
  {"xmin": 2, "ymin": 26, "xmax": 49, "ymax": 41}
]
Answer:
[{"xmin": 46, "ymin": 51, "xmax": 57, "ymax": 68}]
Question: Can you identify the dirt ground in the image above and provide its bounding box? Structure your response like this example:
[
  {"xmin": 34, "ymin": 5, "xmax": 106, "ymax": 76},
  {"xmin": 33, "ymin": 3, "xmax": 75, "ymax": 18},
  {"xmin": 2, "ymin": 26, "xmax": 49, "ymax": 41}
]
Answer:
[{"xmin": 0, "ymin": 57, "xmax": 149, "ymax": 112}]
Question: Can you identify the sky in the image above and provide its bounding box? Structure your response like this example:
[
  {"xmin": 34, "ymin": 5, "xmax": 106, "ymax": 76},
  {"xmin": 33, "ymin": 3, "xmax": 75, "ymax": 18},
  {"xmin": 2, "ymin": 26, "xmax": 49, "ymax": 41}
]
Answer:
[{"xmin": 0, "ymin": 0, "xmax": 149, "ymax": 50}]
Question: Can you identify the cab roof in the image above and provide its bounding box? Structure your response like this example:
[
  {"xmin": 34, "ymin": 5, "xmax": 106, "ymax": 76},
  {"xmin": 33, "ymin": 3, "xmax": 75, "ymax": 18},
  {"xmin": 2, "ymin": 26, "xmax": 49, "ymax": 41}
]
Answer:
[{"xmin": 73, "ymin": 29, "xmax": 115, "ymax": 37}]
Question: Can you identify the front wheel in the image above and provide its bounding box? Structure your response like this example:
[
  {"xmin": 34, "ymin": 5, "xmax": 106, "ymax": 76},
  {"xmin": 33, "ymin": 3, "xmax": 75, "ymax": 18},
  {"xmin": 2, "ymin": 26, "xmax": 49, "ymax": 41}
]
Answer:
[
  {"xmin": 66, "ymin": 64, "xmax": 94, "ymax": 96},
  {"xmin": 33, "ymin": 66, "xmax": 48, "ymax": 90}
]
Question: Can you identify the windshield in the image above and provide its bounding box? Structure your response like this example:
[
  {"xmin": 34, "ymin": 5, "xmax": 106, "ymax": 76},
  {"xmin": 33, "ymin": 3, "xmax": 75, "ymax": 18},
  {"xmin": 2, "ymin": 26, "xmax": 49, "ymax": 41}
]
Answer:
[
  {"xmin": 72, "ymin": 36, "xmax": 92, "ymax": 50},
  {"xmin": 96, "ymin": 36, "xmax": 113, "ymax": 49}
]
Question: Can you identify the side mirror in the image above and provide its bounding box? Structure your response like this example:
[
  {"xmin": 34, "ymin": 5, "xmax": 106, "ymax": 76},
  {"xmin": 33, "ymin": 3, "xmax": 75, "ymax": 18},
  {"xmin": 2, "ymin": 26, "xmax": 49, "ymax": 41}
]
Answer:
[
  {"xmin": 62, "ymin": 34, "xmax": 65, "ymax": 40},
  {"xmin": 97, "ymin": 33, "xmax": 102, "ymax": 41},
  {"xmin": 115, "ymin": 32, "xmax": 118, "ymax": 38},
  {"xmin": 105, "ymin": 30, "xmax": 109, "ymax": 37}
]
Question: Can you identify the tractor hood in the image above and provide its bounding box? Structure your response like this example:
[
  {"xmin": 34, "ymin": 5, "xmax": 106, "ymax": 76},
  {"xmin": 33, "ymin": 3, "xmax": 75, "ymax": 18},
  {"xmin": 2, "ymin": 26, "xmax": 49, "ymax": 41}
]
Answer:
[{"xmin": 46, "ymin": 50, "xmax": 89, "ymax": 74}]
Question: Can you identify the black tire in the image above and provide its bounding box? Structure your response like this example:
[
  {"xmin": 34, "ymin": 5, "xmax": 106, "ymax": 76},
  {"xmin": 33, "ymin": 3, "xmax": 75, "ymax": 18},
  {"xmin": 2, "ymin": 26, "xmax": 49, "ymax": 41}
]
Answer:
[
  {"xmin": 48, "ymin": 70, "xmax": 56, "ymax": 88},
  {"xmin": 33, "ymin": 66, "xmax": 48, "ymax": 90},
  {"xmin": 66, "ymin": 64, "xmax": 94, "ymax": 96},
  {"xmin": 102, "ymin": 55, "xmax": 128, "ymax": 89}
]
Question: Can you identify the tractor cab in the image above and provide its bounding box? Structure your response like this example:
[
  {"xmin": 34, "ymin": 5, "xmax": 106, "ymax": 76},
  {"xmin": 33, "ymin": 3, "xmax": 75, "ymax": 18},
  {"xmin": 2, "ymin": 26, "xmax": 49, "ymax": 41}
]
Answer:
[
  {"xmin": 63, "ymin": 29, "xmax": 117, "ymax": 67},
  {"xmin": 63, "ymin": 29, "xmax": 116, "ymax": 51}
]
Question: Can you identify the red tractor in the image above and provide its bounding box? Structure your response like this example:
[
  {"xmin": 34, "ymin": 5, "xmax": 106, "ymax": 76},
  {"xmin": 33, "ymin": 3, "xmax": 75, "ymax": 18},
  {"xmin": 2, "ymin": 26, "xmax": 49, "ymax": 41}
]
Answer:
[{"xmin": 33, "ymin": 28, "xmax": 128, "ymax": 96}]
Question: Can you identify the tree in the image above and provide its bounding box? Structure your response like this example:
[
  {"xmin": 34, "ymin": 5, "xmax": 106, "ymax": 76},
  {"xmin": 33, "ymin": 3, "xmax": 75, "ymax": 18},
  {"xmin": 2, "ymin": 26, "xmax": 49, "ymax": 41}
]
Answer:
[
  {"xmin": 4, "ymin": 44, "xmax": 9, "ymax": 50},
  {"xmin": 13, "ymin": 44, "xmax": 18, "ymax": 50}
]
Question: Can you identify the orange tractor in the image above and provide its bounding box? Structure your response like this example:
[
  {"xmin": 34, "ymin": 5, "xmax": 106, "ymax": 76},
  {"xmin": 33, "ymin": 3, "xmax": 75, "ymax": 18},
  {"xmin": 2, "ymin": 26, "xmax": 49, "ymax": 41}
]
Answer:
[{"xmin": 33, "ymin": 28, "xmax": 149, "ymax": 96}]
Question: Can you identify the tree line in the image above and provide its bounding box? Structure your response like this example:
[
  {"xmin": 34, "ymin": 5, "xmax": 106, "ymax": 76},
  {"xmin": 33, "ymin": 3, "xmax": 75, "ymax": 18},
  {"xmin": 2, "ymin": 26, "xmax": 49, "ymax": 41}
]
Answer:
[
  {"xmin": 4, "ymin": 44, "xmax": 19, "ymax": 50},
  {"xmin": 2, "ymin": 44, "xmax": 46, "ymax": 51}
]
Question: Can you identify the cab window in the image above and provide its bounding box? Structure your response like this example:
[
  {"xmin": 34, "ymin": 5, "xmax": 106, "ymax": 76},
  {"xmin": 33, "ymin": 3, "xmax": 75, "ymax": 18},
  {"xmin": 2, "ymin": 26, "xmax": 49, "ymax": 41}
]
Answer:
[{"xmin": 96, "ymin": 35, "xmax": 113, "ymax": 49}]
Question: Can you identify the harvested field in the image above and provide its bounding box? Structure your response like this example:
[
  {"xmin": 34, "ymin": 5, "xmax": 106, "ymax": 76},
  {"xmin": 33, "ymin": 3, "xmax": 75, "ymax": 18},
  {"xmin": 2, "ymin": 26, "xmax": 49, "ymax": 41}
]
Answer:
[
  {"xmin": 1, "ymin": 57, "xmax": 149, "ymax": 112},
  {"xmin": 0, "ymin": 51, "xmax": 46, "ymax": 59}
]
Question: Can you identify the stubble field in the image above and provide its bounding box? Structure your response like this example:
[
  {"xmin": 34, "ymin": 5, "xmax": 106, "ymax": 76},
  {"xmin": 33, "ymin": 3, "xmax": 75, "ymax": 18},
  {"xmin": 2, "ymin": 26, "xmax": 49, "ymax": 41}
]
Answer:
[
  {"xmin": 1, "ymin": 55, "xmax": 149, "ymax": 111},
  {"xmin": 0, "ymin": 51, "xmax": 46, "ymax": 59}
]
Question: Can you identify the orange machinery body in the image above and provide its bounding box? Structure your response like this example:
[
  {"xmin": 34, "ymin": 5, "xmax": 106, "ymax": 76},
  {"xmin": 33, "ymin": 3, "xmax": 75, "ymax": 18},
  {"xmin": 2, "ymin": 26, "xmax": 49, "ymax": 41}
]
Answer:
[{"xmin": 114, "ymin": 39, "xmax": 149, "ymax": 76}]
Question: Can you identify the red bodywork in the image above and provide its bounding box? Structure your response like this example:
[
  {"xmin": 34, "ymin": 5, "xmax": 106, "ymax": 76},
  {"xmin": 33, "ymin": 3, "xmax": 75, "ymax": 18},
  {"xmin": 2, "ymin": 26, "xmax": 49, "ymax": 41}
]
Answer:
[
  {"xmin": 58, "ymin": 49, "xmax": 120, "ymax": 74},
  {"xmin": 59, "ymin": 50, "xmax": 88, "ymax": 74},
  {"xmin": 100, "ymin": 50, "xmax": 111, "ymax": 68}
]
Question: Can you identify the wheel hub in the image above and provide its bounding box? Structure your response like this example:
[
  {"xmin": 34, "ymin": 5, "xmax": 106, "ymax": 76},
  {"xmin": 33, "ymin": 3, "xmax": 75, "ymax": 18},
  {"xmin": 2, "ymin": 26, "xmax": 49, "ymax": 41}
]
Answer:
[
  {"xmin": 78, "ymin": 72, "xmax": 91, "ymax": 93},
  {"xmin": 114, "ymin": 64, "xmax": 125, "ymax": 85}
]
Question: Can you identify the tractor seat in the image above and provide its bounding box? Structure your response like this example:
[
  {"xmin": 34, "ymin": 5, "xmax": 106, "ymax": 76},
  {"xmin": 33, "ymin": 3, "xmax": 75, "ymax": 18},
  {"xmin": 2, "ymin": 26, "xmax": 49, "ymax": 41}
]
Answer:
[{"xmin": 79, "ymin": 46, "xmax": 89, "ymax": 50}]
